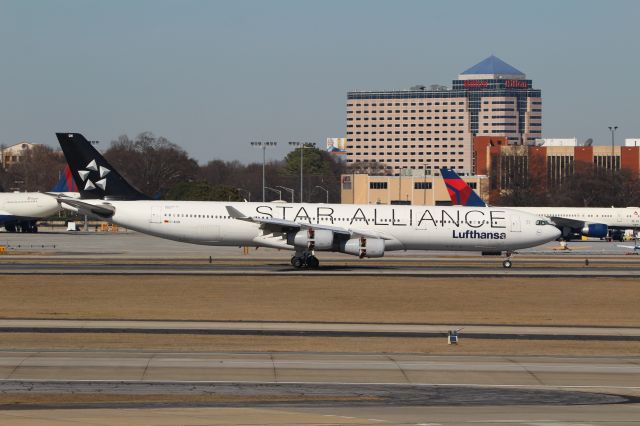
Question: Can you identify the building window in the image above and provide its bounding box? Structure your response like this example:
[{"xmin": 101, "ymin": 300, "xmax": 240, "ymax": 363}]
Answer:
[
  {"xmin": 414, "ymin": 182, "xmax": 432, "ymax": 190},
  {"xmin": 369, "ymin": 182, "xmax": 388, "ymax": 189}
]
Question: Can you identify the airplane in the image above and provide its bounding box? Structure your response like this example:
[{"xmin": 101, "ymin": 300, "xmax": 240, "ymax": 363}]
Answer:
[
  {"xmin": 0, "ymin": 165, "xmax": 79, "ymax": 233},
  {"xmin": 440, "ymin": 167, "xmax": 640, "ymax": 241},
  {"xmin": 54, "ymin": 132, "xmax": 561, "ymax": 269}
]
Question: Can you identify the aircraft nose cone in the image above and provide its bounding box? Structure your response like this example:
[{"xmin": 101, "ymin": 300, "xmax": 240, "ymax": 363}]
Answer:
[{"xmin": 549, "ymin": 226, "xmax": 561, "ymax": 240}]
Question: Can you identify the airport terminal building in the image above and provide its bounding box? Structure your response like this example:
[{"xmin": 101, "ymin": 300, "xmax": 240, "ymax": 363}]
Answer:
[{"xmin": 345, "ymin": 55, "xmax": 542, "ymax": 176}]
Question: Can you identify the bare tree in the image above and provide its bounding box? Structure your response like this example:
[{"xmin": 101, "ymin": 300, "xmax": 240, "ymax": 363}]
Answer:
[
  {"xmin": 104, "ymin": 132, "xmax": 199, "ymax": 197},
  {"xmin": 3, "ymin": 145, "xmax": 66, "ymax": 191}
]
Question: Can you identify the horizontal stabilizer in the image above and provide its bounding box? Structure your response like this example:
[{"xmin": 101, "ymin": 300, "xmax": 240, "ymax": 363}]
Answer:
[{"xmin": 57, "ymin": 196, "xmax": 115, "ymax": 218}]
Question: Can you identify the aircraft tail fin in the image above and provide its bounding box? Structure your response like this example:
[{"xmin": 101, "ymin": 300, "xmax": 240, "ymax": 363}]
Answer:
[
  {"xmin": 440, "ymin": 167, "xmax": 487, "ymax": 207},
  {"xmin": 55, "ymin": 132, "xmax": 149, "ymax": 200},
  {"xmin": 50, "ymin": 165, "xmax": 79, "ymax": 192}
]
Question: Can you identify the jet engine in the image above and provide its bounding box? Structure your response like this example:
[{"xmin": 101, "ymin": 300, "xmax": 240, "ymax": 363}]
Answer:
[
  {"xmin": 581, "ymin": 223, "xmax": 608, "ymax": 238},
  {"xmin": 341, "ymin": 237, "xmax": 385, "ymax": 258},
  {"xmin": 289, "ymin": 228, "xmax": 334, "ymax": 250}
]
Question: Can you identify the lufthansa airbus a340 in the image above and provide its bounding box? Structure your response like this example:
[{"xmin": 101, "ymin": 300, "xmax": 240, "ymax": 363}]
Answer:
[{"xmin": 54, "ymin": 133, "xmax": 560, "ymax": 268}]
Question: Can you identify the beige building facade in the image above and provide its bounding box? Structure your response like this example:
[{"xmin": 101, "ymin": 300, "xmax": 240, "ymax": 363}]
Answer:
[
  {"xmin": 1, "ymin": 142, "xmax": 39, "ymax": 169},
  {"xmin": 341, "ymin": 173, "xmax": 488, "ymax": 206},
  {"xmin": 346, "ymin": 55, "xmax": 541, "ymax": 176}
]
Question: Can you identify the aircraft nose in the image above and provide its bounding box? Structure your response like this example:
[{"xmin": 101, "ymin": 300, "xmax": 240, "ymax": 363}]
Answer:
[{"xmin": 549, "ymin": 225, "xmax": 561, "ymax": 240}]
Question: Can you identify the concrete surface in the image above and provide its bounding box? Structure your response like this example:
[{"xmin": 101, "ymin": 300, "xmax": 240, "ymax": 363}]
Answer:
[{"xmin": 0, "ymin": 319, "xmax": 639, "ymax": 341}]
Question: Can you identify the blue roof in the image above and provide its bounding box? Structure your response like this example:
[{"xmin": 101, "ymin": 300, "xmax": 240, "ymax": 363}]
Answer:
[{"xmin": 461, "ymin": 55, "xmax": 524, "ymax": 76}]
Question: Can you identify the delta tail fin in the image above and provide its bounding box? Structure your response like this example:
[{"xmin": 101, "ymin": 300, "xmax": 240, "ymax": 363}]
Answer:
[
  {"xmin": 440, "ymin": 167, "xmax": 487, "ymax": 207},
  {"xmin": 50, "ymin": 165, "xmax": 79, "ymax": 193},
  {"xmin": 55, "ymin": 133, "xmax": 149, "ymax": 200}
]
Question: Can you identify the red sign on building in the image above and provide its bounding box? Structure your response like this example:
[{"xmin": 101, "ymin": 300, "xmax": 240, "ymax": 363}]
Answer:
[
  {"xmin": 504, "ymin": 80, "xmax": 528, "ymax": 88},
  {"xmin": 463, "ymin": 80, "xmax": 489, "ymax": 88}
]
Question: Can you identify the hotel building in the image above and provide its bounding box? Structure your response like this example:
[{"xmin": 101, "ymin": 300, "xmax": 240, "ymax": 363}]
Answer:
[{"xmin": 345, "ymin": 55, "xmax": 542, "ymax": 176}]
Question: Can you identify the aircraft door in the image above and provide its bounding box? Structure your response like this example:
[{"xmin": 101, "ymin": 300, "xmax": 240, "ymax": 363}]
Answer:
[
  {"xmin": 510, "ymin": 213, "xmax": 521, "ymax": 232},
  {"xmin": 150, "ymin": 206, "xmax": 163, "ymax": 224}
]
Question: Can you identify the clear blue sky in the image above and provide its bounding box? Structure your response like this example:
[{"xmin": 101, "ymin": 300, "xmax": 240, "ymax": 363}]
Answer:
[{"xmin": 0, "ymin": 0, "xmax": 638, "ymax": 163}]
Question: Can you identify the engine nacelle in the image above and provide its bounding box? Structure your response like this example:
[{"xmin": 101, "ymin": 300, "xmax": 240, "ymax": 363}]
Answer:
[
  {"xmin": 341, "ymin": 237, "xmax": 385, "ymax": 258},
  {"xmin": 289, "ymin": 228, "xmax": 334, "ymax": 250},
  {"xmin": 581, "ymin": 223, "xmax": 608, "ymax": 238}
]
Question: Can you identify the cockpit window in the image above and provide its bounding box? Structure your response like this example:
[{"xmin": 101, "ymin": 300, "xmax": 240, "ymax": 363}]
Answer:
[{"xmin": 536, "ymin": 220, "xmax": 550, "ymax": 226}]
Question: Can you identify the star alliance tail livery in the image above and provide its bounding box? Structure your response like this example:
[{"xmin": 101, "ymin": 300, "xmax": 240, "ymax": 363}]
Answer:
[{"xmin": 55, "ymin": 133, "xmax": 560, "ymax": 268}]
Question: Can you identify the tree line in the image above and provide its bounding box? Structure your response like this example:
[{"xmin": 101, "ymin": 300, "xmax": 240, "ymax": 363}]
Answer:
[
  {"xmin": 0, "ymin": 132, "xmax": 346, "ymax": 203},
  {"xmin": 495, "ymin": 161, "xmax": 640, "ymax": 207},
  {"xmin": 2, "ymin": 133, "xmax": 640, "ymax": 207}
]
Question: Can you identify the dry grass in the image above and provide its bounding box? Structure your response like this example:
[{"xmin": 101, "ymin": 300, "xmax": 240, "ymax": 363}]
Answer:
[{"xmin": 0, "ymin": 275, "xmax": 639, "ymax": 326}]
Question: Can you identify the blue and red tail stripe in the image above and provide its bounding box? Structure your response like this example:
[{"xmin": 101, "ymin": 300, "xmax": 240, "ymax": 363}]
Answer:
[
  {"xmin": 51, "ymin": 165, "xmax": 79, "ymax": 192},
  {"xmin": 440, "ymin": 167, "xmax": 486, "ymax": 207}
]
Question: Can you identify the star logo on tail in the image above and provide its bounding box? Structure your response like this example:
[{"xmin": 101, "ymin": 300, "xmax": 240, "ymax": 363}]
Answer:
[{"xmin": 77, "ymin": 159, "xmax": 111, "ymax": 191}]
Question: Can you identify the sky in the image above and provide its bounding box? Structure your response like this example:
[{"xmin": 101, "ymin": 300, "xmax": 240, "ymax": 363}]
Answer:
[{"xmin": 0, "ymin": 0, "xmax": 638, "ymax": 163}]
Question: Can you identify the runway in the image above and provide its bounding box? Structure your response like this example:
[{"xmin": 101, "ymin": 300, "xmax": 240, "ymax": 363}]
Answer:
[
  {"xmin": 1, "ymin": 350, "xmax": 640, "ymax": 425},
  {"xmin": 1, "ymin": 319, "xmax": 639, "ymax": 341},
  {"xmin": 1, "ymin": 350, "xmax": 639, "ymax": 399},
  {"xmin": 0, "ymin": 351, "xmax": 639, "ymax": 423},
  {"xmin": 2, "ymin": 231, "xmax": 640, "ymax": 276},
  {"xmin": 1, "ymin": 232, "xmax": 639, "ymax": 424}
]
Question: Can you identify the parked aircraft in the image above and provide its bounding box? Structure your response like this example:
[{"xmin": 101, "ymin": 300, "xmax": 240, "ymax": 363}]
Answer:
[
  {"xmin": 440, "ymin": 167, "xmax": 640, "ymax": 241},
  {"xmin": 0, "ymin": 166, "xmax": 78, "ymax": 232},
  {"xmin": 55, "ymin": 133, "xmax": 560, "ymax": 268}
]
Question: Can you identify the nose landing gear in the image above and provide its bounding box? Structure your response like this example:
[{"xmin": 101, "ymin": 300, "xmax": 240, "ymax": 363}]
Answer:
[
  {"xmin": 502, "ymin": 251, "xmax": 514, "ymax": 268},
  {"xmin": 291, "ymin": 251, "xmax": 320, "ymax": 269}
]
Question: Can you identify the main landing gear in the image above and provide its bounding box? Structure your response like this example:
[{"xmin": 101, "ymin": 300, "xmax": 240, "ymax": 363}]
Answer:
[{"xmin": 291, "ymin": 251, "xmax": 320, "ymax": 269}]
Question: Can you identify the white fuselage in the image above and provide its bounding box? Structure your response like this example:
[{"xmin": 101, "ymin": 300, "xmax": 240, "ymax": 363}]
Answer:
[
  {"xmin": 514, "ymin": 207, "xmax": 640, "ymax": 229},
  {"xmin": 91, "ymin": 200, "xmax": 560, "ymax": 253},
  {"xmin": 0, "ymin": 192, "xmax": 62, "ymax": 222}
]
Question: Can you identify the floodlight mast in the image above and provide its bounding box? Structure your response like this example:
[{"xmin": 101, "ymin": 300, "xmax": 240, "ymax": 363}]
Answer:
[
  {"xmin": 250, "ymin": 141, "xmax": 278, "ymax": 202},
  {"xmin": 289, "ymin": 141, "xmax": 316, "ymax": 202}
]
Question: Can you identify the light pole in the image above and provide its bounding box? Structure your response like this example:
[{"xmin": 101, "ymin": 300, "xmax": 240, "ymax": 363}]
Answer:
[
  {"xmin": 250, "ymin": 141, "xmax": 277, "ymax": 202},
  {"xmin": 264, "ymin": 186, "xmax": 281, "ymax": 201},
  {"xmin": 608, "ymin": 126, "xmax": 618, "ymax": 172},
  {"xmin": 277, "ymin": 185, "xmax": 295, "ymax": 203},
  {"xmin": 315, "ymin": 185, "xmax": 329, "ymax": 203},
  {"xmin": 289, "ymin": 141, "xmax": 316, "ymax": 203}
]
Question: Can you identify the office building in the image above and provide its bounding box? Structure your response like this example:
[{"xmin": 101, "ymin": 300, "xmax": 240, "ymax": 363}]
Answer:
[{"xmin": 345, "ymin": 55, "xmax": 542, "ymax": 176}]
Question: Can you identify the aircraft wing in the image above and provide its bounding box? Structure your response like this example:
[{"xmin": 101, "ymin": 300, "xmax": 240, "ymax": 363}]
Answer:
[
  {"xmin": 226, "ymin": 205, "xmax": 392, "ymax": 240},
  {"xmin": 57, "ymin": 196, "xmax": 115, "ymax": 218},
  {"xmin": 547, "ymin": 216, "xmax": 585, "ymax": 229}
]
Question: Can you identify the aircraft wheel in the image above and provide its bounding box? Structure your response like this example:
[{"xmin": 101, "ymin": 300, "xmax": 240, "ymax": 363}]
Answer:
[
  {"xmin": 292, "ymin": 257, "xmax": 304, "ymax": 269},
  {"xmin": 503, "ymin": 259, "xmax": 512, "ymax": 269},
  {"xmin": 307, "ymin": 256, "xmax": 319, "ymax": 268},
  {"xmin": 290, "ymin": 256, "xmax": 297, "ymax": 266}
]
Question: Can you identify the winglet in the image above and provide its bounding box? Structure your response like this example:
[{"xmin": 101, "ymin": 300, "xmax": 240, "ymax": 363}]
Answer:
[{"xmin": 440, "ymin": 167, "xmax": 487, "ymax": 207}]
